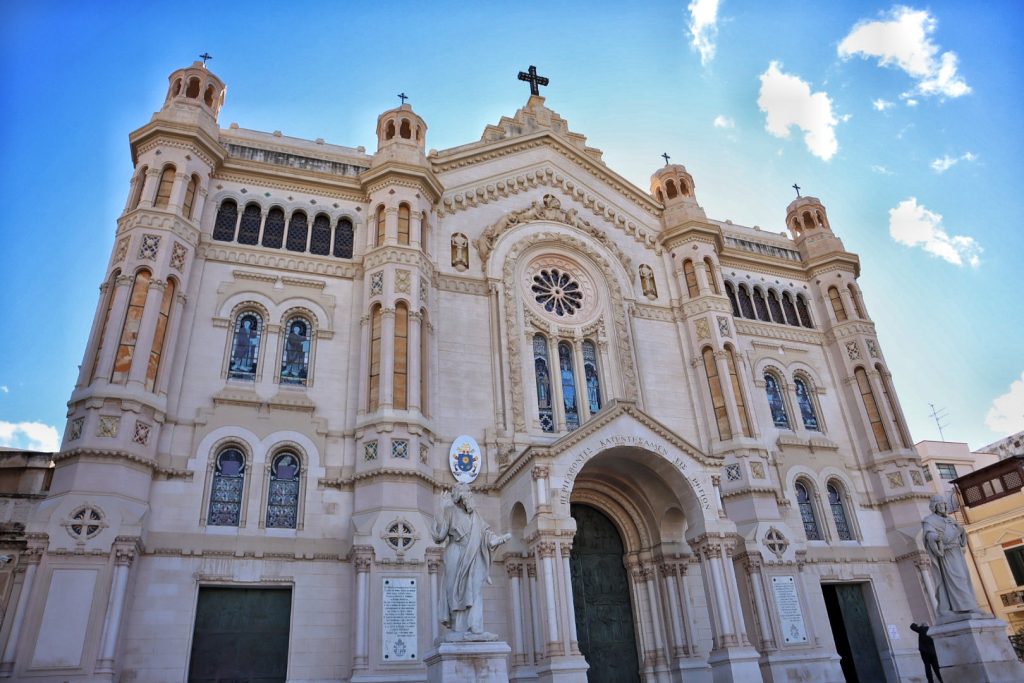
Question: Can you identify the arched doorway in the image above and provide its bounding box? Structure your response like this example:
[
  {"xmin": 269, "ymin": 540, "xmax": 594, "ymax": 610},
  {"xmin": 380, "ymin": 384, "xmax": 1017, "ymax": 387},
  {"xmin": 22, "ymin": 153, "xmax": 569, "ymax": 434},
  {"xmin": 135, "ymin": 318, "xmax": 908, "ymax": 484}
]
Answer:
[{"xmin": 570, "ymin": 503, "xmax": 641, "ymax": 683}]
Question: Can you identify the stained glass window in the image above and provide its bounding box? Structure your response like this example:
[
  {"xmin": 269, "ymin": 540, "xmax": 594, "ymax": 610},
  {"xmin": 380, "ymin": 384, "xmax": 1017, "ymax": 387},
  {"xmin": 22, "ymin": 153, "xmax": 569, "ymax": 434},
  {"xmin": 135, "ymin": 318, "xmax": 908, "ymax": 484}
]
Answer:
[
  {"xmin": 154, "ymin": 165, "xmax": 175, "ymax": 209},
  {"xmin": 238, "ymin": 204, "xmax": 261, "ymax": 245},
  {"xmin": 796, "ymin": 295, "xmax": 814, "ymax": 328},
  {"xmin": 559, "ymin": 342, "xmax": 580, "ymax": 431},
  {"xmin": 753, "ymin": 288, "xmax": 770, "ymax": 321},
  {"xmin": 111, "ymin": 269, "xmax": 151, "ymax": 384},
  {"xmin": 703, "ymin": 348, "xmax": 731, "ymax": 440},
  {"xmin": 795, "ymin": 481, "xmax": 821, "ymax": 540},
  {"xmin": 183, "ymin": 175, "xmax": 198, "ymax": 219},
  {"xmin": 266, "ymin": 452, "xmax": 300, "ymax": 529},
  {"xmin": 683, "ymin": 260, "xmax": 699, "ymax": 297},
  {"xmin": 854, "ymin": 368, "xmax": 890, "ymax": 451},
  {"xmin": 704, "ymin": 258, "xmax": 720, "ymax": 294},
  {"xmin": 145, "ymin": 279, "xmax": 175, "ymax": 392},
  {"xmin": 534, "ymin": 335, "xmax": 553, "ymax": 432},
  {"xmin": 310, "ymin": 214, "xmax": 331, "ymax": 255},
  {"xmin": 794, "ymin": 378, "xmax": 820, "ymax": 431},
  {"xmin": 368, "ymin": 307, "xmax": 382, "ymax": 411},
  {"xmin": 208, "ymin": 448, "xmax": 246, "ymax": 526},
  {"xmin": 375, "ymin": 205, "xmax": 386, "ymax": 247},
  {"xmin": 725, "ymin": 282, "xmax": 740, "ymax": 317},
  {"xmin": 828, "ymin": 286, "xmax": 847, "ymax": 322},
  {"xmin": 532, "ymin": 269, "xmax": 583, "ymax": 316},
  {"xmin": 286, "ymin": 212, "xmax": 308, "ymax": 252},
  {"xmin": 738, "ymin": 285, "xmax": 755, "ymax": 319},
  {"xmin": 398, "ymin": 204, "xmax": 410, "ymax": 245},
  {"xmin": 582, "ymin": 340, "xmax": 601, "ymax": 414},
  {"xmin": 280, "ymin": 318, "xmax": 311, "ymax": 385},
  {"xmin": 767, "ymin": 290, "xmax": 785, "ymax": 323},
  {"xmin": 828, "ymin": 483, "xmax": 852, "ymax": 540},
  {"xmin": 334, "ymin": 218, "xmax": 354, "ymax": 258},
  {"xmin": 765, "ymin": 373, "xmax": 790, "ymax": 428},
  {"xmin": 213, "ymin": 200, "xmax": 238, "ymax": 241},
  {"xmin": 782, "ymin": 292, "xmax": 799, "ymax": 326},
  {"xmin": 229, "ymin": 312, "xmax": 262, "ymax": 380},
  {"xmin": 393, "ymin": 304, "xmax": 408, "ymax": 410},
  {"xmin": 726, "ymin": 349, "xmax": 752, "ymax": 437},
  {"xmin": 262, "ymin": 208, "xmax": 285, "ymax": 249}
]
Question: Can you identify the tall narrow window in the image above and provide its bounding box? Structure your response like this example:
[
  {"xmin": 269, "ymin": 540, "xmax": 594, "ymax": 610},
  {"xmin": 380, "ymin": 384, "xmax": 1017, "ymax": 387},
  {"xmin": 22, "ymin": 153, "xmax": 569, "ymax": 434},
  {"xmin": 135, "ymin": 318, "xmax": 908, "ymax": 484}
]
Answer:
[
  {"xmin": 796, "ymin": 294, "xmax": 813, "ymax": 328},
  {"xmin": 878, "ymin": 366, "xmax": 911, "ymax": 449},
  {"xmin": 310, "ymin": 214, "xmax": 331, "ymax": 255},
  {"xmin": 280, "ymin": 317, "xmax": 311, "ymax": 385},
  {"xmin": 828, "ymin": 286, "xmax": 847, "ymax": 322},
  {"xmin": 266, "ymin": 452, "xmax": 300, "ymax": 529},
  {"xmin": 375, "ymin": 205, "xmax": 386, "ymax": 247},
  {"xmin": 582, "ymin": 340, "xmax": 601, "ymax": 414},
  {"xmin": 334, "ymin": 218, "xmax": 354, "ymax": 258},
  {"xmin": 129, "ymin": 167, "xmax": 147, "ymax": 210},
  {"xmin": 559, "ymin": 342, "xmax": 580, "ymax": 431},
  {"xmin": 229, "ymin": 312, "xmax": 263, "ymax": 380},
  {"xmin": 262, "ymin": 208, "xmax": 285, "ymax": 248},
  {"xmin": 683, "ymin": 260, "xmax": 699, "ymax": 298},
  {"xmin": 420, "ymin": 309, "xmax": 429, "ymax": 415},
  {"xmin": 796, "ymin": 481, "xmax": 821, "ymax": 540},
  {"xmin": 397, "ymin": 204, "xmax": 410, "ymax": 245},
  {"xmin": 753, "ymin": 288, "xmax": 770, "ymax": 321},
  {"xmin": 208, "ymin": 447, "xmax": 246, "ymax": 527},
  {"xmin": 848, "ymin": 285, "xmax": 865, "ymax": 319},
  {"xmin": 368, "ymin": 306, "xmax": 382, "ymax": 411},
  {"xmin": 111, "ymin": 269, "xmax": 151, "ymax": 384},
  {"xmin": 855, "ymin": 367, "xmax": 890, "ymax": 451},
  {"xmin": 286, "ymin": 211, "xmax": 308, "ymax": 252},
  {"xmin": 767, "ymin": 290, "xmax": 785, "ymax": 324},
  {"xmin": 764, "ymin": 373, "xmax": 790, "ymax": 428},
  {"xmin": 702, "ymin": 348, "xmax": 732, "ymax": 440},
  {"xmin": 704, "ymin": 257, "xmax": 720, "ymax": 294},
  {"xmin": 794, "ymin": 378, "xmax": 820, "ymax": 431},
  {"xmin": 393, "ymin": 304, "xmax": 409, "ymax": 410},
  {"xmin": 726, "ymin": 348, "xmax": 752, "ymax": 437},
  {"xmin": 145, "ymin": 279, "xmax": 175, "ymax": 392},
  {"xmin": 90, "ymin": 270, "xmax": 119, "ymax": 382},
  {"xmin": 420, "ymin": 219, "xmax": 429, "ymax": 252},
  {"xmin": 534, "ymin": 335, "xmax": 553, "ymax": 432},
  {"xmin": 154, "ymin": 166, "xmax": 176, "ymax": 209},
  {"xmin": 782, "ymin": 292, "xmax": 799, "ymax": 326},
  {"xmin": 238, "ymin": 204, "xmax": 261, "ymax": 245},
  {"xmin": 828, "ymin": 483, "xmax": 853, "ymax": 540},
  {"xmin": 738, "ymin": 285, "xmax": 755, "ymax": 319},
  {"xmin": 212, "ymin": 200, "xmax": 238, "ymax": 241},
  {"xmin": 183, "ymin": 175, "xmax": 199, "ymax": 219},
  {"xmin": 725, "ymin": 282, "xmax": 740, "ymax": 317}
]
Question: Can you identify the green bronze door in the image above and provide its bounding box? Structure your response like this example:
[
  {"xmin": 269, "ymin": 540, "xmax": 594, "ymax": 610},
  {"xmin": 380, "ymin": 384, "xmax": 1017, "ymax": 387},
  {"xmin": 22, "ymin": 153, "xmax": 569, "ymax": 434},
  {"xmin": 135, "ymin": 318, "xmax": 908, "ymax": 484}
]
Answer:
[
  {"xmin": 188, "ymin": 587, "xmax": 292, "ymax": 683},
  {"xmin": 570, "ymin": 504, "xmax": 641, "ymax": 683}
]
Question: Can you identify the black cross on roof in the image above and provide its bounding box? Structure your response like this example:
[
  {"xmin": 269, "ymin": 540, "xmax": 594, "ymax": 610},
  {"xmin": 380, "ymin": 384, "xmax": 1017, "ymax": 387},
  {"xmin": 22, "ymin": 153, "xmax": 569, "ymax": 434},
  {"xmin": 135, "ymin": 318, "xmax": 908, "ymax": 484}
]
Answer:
[
  {"xmin": 792, "ymin": 183, "xmax": 802, "ymax": 198},
  {"xmin": 661, "ymin": 152, "xmax": 671, "ymax": 166},
  {"xmin": 397, "ymin": 92, "xmax": 408, "ymax": 105},
  {"xmin": 518, "ymin": 65, "xmax": 549, "ymax": 96},
  {"xmin": 199, "ymin": 52, "xmax": 212, "ymax": 65}
]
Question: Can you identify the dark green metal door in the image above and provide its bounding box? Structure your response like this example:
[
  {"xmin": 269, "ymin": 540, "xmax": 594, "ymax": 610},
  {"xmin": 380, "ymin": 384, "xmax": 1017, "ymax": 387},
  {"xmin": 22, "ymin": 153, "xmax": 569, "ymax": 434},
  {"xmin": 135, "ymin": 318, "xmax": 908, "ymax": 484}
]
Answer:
[
  {"xmin": 822, "ymin": 583, "xmax": 886, "ymax": 683},
  {"xmin": 570, "ymin": 504, "xmax": 641, "ymax": 683},
  {"xmin": 188, "ymin": 587, "xmax": 292, "ymax": 683}
]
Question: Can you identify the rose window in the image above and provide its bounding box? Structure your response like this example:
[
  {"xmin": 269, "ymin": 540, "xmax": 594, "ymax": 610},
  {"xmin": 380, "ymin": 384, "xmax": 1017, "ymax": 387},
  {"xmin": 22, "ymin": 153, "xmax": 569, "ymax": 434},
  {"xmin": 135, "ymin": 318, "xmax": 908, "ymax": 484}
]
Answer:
[
  {"xmin": 65, "ymin": 505, "xmax": 106, "ymax": 541},
  {"xmin": 532, "ymin": 268, "xmax": 583, "ymax": 316}
]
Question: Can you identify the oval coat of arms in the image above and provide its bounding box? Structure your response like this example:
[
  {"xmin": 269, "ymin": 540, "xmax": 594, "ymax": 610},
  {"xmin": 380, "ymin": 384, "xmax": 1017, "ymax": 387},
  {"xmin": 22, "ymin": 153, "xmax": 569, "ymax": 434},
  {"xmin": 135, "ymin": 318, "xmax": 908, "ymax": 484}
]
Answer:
[{"xmin": 448, "ymin": 435, "xmax": 482, "ymax": 483}]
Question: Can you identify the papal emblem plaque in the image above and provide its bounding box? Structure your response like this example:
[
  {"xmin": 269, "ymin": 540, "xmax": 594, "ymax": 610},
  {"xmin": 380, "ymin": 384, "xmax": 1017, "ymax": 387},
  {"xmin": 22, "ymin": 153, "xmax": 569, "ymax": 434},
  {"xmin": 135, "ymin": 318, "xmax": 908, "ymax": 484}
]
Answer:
[{"xmin": 448, "ymin": 435, "xmax": 482, "ymax": 483}]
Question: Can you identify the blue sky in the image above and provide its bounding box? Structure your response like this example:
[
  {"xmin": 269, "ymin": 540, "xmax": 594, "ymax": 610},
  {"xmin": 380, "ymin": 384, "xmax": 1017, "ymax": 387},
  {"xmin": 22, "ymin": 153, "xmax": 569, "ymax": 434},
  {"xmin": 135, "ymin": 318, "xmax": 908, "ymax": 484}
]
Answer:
[{"xmin": 1, "ymin": 1, "xmax": 1022, "ymax": 452}]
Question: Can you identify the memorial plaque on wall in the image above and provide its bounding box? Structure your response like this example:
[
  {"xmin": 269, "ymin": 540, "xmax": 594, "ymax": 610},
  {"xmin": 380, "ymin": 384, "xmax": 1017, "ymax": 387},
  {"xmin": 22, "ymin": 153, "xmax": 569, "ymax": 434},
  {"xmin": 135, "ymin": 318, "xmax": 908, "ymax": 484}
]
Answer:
[
  {"xmin": 382, "ymin": 577, "xmax": 417, "ymax": 662},
  {"xmin": 771, "ymin": 575, "xmax": 808, "ymax": 644}
]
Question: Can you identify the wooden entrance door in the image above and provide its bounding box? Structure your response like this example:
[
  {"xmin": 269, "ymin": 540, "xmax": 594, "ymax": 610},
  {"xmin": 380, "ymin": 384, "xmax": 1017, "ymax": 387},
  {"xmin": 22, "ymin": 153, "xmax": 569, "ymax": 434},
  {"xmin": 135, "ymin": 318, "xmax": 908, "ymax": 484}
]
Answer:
[
  {"xmin": 188, "ymin": 587, "xmax": 292, "ymax": 683},
  {"xmin": 822, "ymin": 583, "xmax": 886, "ymax": 682},
  {"xmin": 570, "ymin": 504, "xmax": 641, "ymax": 683}
]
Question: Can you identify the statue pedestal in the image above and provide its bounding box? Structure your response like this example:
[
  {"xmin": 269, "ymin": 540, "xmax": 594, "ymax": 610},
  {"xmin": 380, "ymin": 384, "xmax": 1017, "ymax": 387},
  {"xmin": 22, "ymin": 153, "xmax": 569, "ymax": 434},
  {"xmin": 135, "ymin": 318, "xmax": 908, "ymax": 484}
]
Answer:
[
  {"xmin": 930, "ymin": 616, "xmax": 1024, "ymax": 682},
  {"xmin": 425, "ymin": 640, "xmax": 511, "ymax": 683}
]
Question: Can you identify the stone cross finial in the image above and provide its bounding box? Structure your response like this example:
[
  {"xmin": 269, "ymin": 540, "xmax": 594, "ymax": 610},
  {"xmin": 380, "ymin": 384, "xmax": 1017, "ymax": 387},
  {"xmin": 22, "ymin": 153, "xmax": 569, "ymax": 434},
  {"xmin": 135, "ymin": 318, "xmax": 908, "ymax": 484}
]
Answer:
[
  {"xmin": 517, "ymin": 65, "xmax": 549, "ymax": 96},
  {"xmin": 792, "ymin": 183, "xmax": 801, "ymax": 198},
  {"xmin": 397, "ymin": 92, "xmax": 408, "ymax": 105},
  {"xmin": 199, "ymin": 53, "xmax": 213, "ymax": 65},
  {"xmin": 661, "ymin": 152, "xmax": 671, "ymax": 166}
]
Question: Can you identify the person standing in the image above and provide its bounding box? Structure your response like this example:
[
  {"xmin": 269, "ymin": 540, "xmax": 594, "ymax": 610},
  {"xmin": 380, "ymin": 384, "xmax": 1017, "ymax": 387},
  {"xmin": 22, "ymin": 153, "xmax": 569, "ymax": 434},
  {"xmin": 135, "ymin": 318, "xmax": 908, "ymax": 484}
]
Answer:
[{"xmin": 910, "ymin": 623, "xmax": 944, "ymax": 683}]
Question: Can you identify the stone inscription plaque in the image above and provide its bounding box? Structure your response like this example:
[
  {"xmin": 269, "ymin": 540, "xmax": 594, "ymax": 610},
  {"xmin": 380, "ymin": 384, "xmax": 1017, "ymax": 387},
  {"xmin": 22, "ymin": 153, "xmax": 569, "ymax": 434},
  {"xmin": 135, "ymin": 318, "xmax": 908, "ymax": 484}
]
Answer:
[
  {"xmin": 771, "ymin": 575, "xmax": 808, "ymax": 645},
  {"xmin": 382, "ymin": 578, "xmax": 417, "ymax": 662}
]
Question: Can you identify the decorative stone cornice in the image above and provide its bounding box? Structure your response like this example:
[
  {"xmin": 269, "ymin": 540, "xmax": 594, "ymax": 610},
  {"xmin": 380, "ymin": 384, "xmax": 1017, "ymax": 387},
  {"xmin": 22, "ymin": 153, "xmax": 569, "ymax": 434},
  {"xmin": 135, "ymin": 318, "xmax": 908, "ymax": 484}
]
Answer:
[
  {"xmin": 734, "ymin": 319, "xmax": 823, "ymax": 345},
  {"xmin": 52, "ymin": 448, "xmax": 192, "ymax": 480},
  {"xmin": 198, "ymin": 242, "xmax": 360, "ymax": 279},
  {"xmin": 436, "ymin": 274, "xmax": 489, "ymax": 296},
  {"xmin": 363, "ymin": 246, "xmax": 434, "ymax": 273},
  {"xmin": 632, "ymin": 304, "xmax": 674, "ymax": 322},
  {"xmin": 213, "ymin": 169, "xmax": 365, "ymax": 203}
]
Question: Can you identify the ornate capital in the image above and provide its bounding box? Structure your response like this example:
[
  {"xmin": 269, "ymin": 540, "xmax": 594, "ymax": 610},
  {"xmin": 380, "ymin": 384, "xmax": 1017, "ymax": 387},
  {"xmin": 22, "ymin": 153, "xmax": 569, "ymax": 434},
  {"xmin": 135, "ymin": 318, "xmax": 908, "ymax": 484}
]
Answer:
[
  {"xmin": 536, "ymin": 541, "xmax": 557, "ymax": 558},
  {"xmin": 531, "ymin": 464, "xmax": 550, "ymax": 480},
  {"xmin": 526, "ymin": 562, "xmax": 537, "ymax": 578},
  {"xmin": 426, "ymin": 547, "xmax": 443, "ymax": 574},
  {"xmin": 116, "ymin": 274, "xmax": 135, "ymax": 287},
  {"xmin": 506, "ymin": 559, "xmax": 524, "ymax": 578},
  {"xmin": 352, "ymin": 544, "xmax": 374, "ymax": 572},
  {"xmin": 559, "ymin": 542, "xmax": 573, "ymax": 558}
]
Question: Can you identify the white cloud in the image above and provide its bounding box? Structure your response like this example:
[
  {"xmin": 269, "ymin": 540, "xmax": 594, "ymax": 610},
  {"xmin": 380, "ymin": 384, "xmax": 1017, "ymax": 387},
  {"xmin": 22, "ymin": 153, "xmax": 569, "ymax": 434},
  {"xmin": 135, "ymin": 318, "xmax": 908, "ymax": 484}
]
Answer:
[
  {"xmin": 712, "ymin": 115, "xmax": 734, "ymax": 129},
  {"xmin": 838, "ymin": 7, "xmax": 970, "ymax": 99},
  {"xmin": 687, "ymin": 0, "xmax": 720, "ymax": 66},
  {"xmin": 888, "ymin": 197, "xmax": 982, "ymax": 267},
  {"xmin": 930, "ymin": 151, "xmax": 977, "ymax": 173},
  {"xmin": 871, "ymin": 164, "xmax": 894, "ymax": 175},
  {"xmin": 986, "ymin": 372, "xmax": 1024, "ymax": 436},
  {"xmin": 757, "ymin": 61, "xmax": 839, "ymax": 161},
  {"xmin": 0, "ymin": 420, "xmax": 60, "ymax": 452},
  {"xmin": 0, "ymin": 386, "xmax": 7, "ymax": 394},
  {"xmin": 872, "ymin": 98, "xmax": 894, "ymax": 111},
  {"xmin": 905, "ymin": 98, "xmax": 919, "ymax": 106}
]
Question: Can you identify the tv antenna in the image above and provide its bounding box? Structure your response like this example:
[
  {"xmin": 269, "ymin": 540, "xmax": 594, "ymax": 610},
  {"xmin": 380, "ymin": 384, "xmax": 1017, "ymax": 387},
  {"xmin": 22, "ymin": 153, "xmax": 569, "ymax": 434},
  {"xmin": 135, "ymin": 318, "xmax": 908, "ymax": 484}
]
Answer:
[{"xmin": 928, "ymin": 402, "xmax": 950, "ymax": 441}]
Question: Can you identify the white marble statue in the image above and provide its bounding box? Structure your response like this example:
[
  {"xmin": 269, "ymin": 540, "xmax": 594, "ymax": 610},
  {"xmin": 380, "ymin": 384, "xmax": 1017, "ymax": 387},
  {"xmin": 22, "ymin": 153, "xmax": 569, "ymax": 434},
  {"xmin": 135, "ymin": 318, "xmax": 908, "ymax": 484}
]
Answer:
[
  {"xmin": 922, "ymin": 495, "xmax": 980, "ymax": 620},
  {"xmin": 431, "ymin": 483, "xmax": 511, "ymax": 640}
]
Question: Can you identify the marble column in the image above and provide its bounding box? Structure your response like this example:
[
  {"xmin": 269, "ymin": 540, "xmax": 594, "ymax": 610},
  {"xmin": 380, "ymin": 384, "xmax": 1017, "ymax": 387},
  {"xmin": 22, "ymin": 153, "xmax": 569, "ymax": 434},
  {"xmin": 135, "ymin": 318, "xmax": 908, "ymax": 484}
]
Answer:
[
  {"xmin": 427, "ymin": 549, "xmax": 442, "ymax": 644},
  {"xmin": 408, "ymin": 311, "xmax": 422, "ymax": 412},
  {"xmin": 357, "ymin": 313, "xmax": 371, "ymax": 413},
  {"xmin": 353, "ymin": 546, "xmax": 373, "ymax": 670},
  {"xmin": 714, "ymin": 350, "xmax": 745, "ymax": 440},
  {"xmin": 532, "ymin": 465, "xmax": 550, "ymax": 513},
  {"xmin": 92, "ymin": 275, "xmax": 134, "ymax": 382},
  {"xmin": 743, "ymin": 553, "xmax": 776, "ymax": 651},
  {"xmin": 156, "ymin": 290, "xmax": 188, "ymax": 396},
  {"xmin": 537, "ymin": 541, "xmax": 561, "ymax": 656},
  {"xmin": 559, "ymin": 541, "xmax": 579, "ymax": 654},
  {"xmin": 76, "ymin": 279, "xmax": 115, "ymax": 388},
  {"xmin": 96, "ymin": 540, "xmax": 138, "ymax": 672},
  {"xmin": 642, "ymin": 564, "xmax": 669, "ymax": 671},
  {"xmin": 527, "ymin": 562, "xmax": 543, "ymax": 663},
  {"xmin": 380, "ymin": 308, "xmax": 396, "ymax": 408},
  {"xmin": 0, "ymin": 546, "xmax": 43, "ymax": 675},
  {"xmin": 127, "ymin": 279, "xmax": 169, "ymax": 388},
  {"xmin": 661, "ymin": 563, "xmax": 688, "ymax": 659},
  {"xmin": 506, "ymin": 559, "xmax": 527, "ymax": 665},
  {"xmin": 137, "ymin": 168, "xmax": 161, "ymax": 209}
]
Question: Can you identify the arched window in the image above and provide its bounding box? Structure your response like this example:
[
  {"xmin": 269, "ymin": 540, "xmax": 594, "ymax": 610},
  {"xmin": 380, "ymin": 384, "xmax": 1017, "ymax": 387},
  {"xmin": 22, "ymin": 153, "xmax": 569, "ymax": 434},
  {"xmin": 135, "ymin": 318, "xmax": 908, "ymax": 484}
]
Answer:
[
  {"xmin": 753, "ymin": 288, "xmax": 770, "ymax": 321},
  {"xmin": 129, "ymin": 166, "xmax": 148, "ymax": 210},
  {"xmin": 262, "ymin": 207, "xmax": 285, "ymax": 248},
  {"xmin": 796, "ymin": 294, "xmax": 814, "ymax": 328},
  {"xmin": 827, "ymin": 482, "xmax": 853, "ymax": 540},
  {"xmin": 397, "ymin": 204, "xmax": 410, "ymax": 245},
  {"xmin": 368, "ymin": 306, "xmax": 382, "ymax": 411},
  {"xmin": 782, "ymin": 292, "xmax": 799, "ymax": 326},
  {"xmin": 208, "ymin": 447, "xmax": 246, "ymax": 526},
  {"xmin": 154, "ymin": 166, "xmax": 176, "ymax": 209},
  {"xmin": 764, "ymin": 372, "xmax": 790, "ymax": 428},
  {"xmin": 145, "ymin": 278, "xmax": 175, "ymax": 392},
  {"xmin": 795, "ymin": 480, "xmax": 821, "ymax": 540},
  {"xmin": 848, "ymin": 285, "xmax": 866, "ymax": 319},
  {"xmin": 737, "ymin": 285, "xmax": 755, "ymax": 319},
  {"xmin": 286, "ymin": 211, "xmax": 308, "ymax": 252},
  {"xmin": 794, "ymin": 378, "xmax": 820, "ymax": 431},
  {"xmin": 238, "ymin": 204, "xmax": 261, "ymax": 245},
  {"xmin": 111, "ymin": 269, "xmax": 151, "ymax": 384},
  {"xmin": 186, "ymin": 77, "xmax": 200, "ymax": 99},
  {"xmin": 334, "ymin": 218, "xmax": 354, "ymax": 258},
  {"xmin": 385, "ymin": 120, "xmax": 396, "ymax": 140},
  {"xmin": 182, "ymin": 175, "xmax": 199, "ymax": 219},
  {"xmin": 203, "ymin": 85, "xmax": 215, "ymax": 107},
  {"xmin": 375, "ymin": 205, "xmax": 386, "ymax": 247},
  {"xmin": 704, "ymin": 258, "xmax": 720, "ymax": 294},
  {"xmin": 393, "ymin": 303, "xmax": 409, "ymax": 410},
  {"xmin": 90, "ymin": 270, "xmax": 119, "ymax": 382},
  {"xmin": 280, "ymin": 317, "xmax": 311, "ymax": 385},
  {"xmin": 559, "ymin": 342, "xmax": 580, "ymax": 431},
  {"xmin": 310, "ymin": 214, "xmax": 331, "ymax": 255},
  {"xmin": 828, "ymin": 286, "xmax": 847, "ymax": 322},
  {"xmin": 666, "ymin": 179, "xmax": 678, "ymax": 199},
  {"xmin": 767, "ymin": 290, "xmax": 785, "ymax": 324},
  {"xmin": 702, "ymin": 347, "xmax": 731, "ymax": 440},
  {"xmin": 266, "ymin": 451, "xmax": 300, "ymax": 529},
  {"xmin": 212, "ymin": 200, "xmax": 238, "ymax": 241},
  {"xmin": 725, "ymin": 282, "xmax": 740, "ymax": 317},
  {"xmin": 228, "ymin": 311, "xmax": 263, "ymax": 380},
  {"xmin": 854, "ymin": 367, "xmax": 890, "ymax": 451},
  {"xmin": 534, "ymin": 334, "xmax": 553, "ymax": 432},
  {"xmin": 400, "ymin": 119, "xmax": 411, "ymax": 139},
  {"xmin": 877, "ymin": 364, "xmax": 911, "ymax": 449},
  {"xmin": 726, "ymin": 347, "xmax": 752, "ymax": 437},
  {"xmin": 582, "ymin": 340, "xmax": 601, "ymax": 414},
  {"xmin": 683, "ymin": 260, "xmax": 699, "ymax": 298},
  {"xmin": 420, "ymin": 308, "xmax": 429, "ymax": 415},
  {"xmin": 420, "ymin": 218, "xmax": 429, "ymax": 253}
]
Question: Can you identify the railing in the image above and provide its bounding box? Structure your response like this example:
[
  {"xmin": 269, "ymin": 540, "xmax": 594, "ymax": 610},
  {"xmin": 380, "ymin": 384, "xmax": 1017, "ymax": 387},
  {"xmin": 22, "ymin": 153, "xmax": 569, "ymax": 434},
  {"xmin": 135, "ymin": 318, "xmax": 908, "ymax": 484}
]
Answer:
[{"xmin": 1000, "ymin": 589, "xmax": 1024, "ymax": 608}]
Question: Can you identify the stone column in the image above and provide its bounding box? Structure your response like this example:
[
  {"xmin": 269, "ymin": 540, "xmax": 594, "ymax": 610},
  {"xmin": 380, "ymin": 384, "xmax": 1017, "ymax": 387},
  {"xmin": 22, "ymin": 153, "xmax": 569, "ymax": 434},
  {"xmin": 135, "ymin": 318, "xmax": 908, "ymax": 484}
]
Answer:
[
  {"xmin": 714, "ymin": 350, "xmax": 745, "ymax": 439},
  {"xmin": 352, "ymin": 546, "xmax": 373, "ymax": 670},
  {"xmin": 626, "ymin": 557, "xmax": 655, "ymax": 679},
  {"xmin": 156, "ymin": 290, "xmax": 189, "ymax": 396},
  {"xmin": 572, "ymin": 341, "xmax": 590, "ymax": 421},
  {"xmin": 385, "ymin": 207, "xmax": 398, "ymax": 245},
  {"xmin": 408, "ymin": 311, "xmax": 422, "ymax": 412},
  {"xmin": 559, "ymin": 541, "xmax": 579, "ymax": 654},
  {"xmin": 695, "ymin": 260, "xmax": 712, "ymax": 294},
  {"xmin": 127, "ymin": 279, "xmax": 168, "ymax": 388},
  {"xmin": 427, "ymin": 548, "xmax": 442, "ymax": 644},
  {"xmin": 169, "ymin": 171, "xmax": 189, "ymax": 212},
  {"xmin": 96, "ymin": 538, "xmax": 138, "ymax": 673},
  {"xmin": 380, "ymin": 308, "xmax": 396, "ymax": 409},
  {"xmin": 527, "ymin": 562, "xmax": 543, "ymax": 662},
  {"xmin": 743, "ymin": 553, "xmax": 776, "ymax": 650},
  {"xmin": 92, "ymin": 274, "xmax": 135, "ymax": 382},
  {"xmin": 548, "ymin": 337, "xmax": 565, "ymax": 431},
  {"xmin": 698, "ymin": 538, "xmax": 735, "ymax": 648},
  {"xmin": 642, "ymin": 564, "xmax": 669, "ymax": 671},
  {"xmin": 357, "ymin": 313, "xmax": 371, "ymax": 413},
  {"xmin": 410, "ymin": 210, "xmax": 423, "ymax": 250},
  {"xmin": 0, "ymin": 544, "xmax": 43, "ymax": 675},
  {"xmin": 76, "ymin": 279, "xmax": 115, "ymax": 388},
  {"xmin": 137, "ymin": 168, "xmax": 161, "ymax": 209},
  {"xmin": 192, "ymin": 185, "xmax": 209, "ymax": 223},
  {"xmin": 721, "ymin": 543, "xmax": 750, "ymax": 645},
  {"xmin": 507, "ymin": 559, "xmax": 527, "ymax": 665},
  {"xmin": 532, "ymin": 465, "xmax": 550, "ymax": 513},
  {"xmin": 914, "ymin": 553, "xmax": 938, "ymax": 623},
  {"xmin": 661, "ymin": 563, "xmax": 687, "ymax": 659},
  {"xmin": 536, "ymin": 540, "xmax": 561, "ymax": 656}
]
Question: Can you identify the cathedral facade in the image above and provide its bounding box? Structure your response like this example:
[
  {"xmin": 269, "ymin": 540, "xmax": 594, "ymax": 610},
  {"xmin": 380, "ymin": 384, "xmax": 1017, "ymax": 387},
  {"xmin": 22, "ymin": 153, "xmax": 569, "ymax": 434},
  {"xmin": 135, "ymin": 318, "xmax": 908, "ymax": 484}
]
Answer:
[{"xmin": 0, "ymin": 61, "xmax": 941, "ymax": 682}]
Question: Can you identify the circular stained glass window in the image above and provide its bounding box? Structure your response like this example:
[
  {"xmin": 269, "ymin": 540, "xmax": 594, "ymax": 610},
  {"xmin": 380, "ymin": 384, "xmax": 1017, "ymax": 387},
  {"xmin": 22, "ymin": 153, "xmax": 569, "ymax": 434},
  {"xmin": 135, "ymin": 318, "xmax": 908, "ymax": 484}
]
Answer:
[{"xmin": 532, "ymin": 268, "xmax": 583, "ymax": 316}]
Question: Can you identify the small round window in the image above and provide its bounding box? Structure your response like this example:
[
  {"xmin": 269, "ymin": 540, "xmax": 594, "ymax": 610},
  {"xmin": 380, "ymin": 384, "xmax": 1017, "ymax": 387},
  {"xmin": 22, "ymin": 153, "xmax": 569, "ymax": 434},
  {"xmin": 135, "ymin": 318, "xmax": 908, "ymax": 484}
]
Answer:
[
  {"xmin": 67, "ymin": 505, "xmax": 105, "ymax": 541},
  {"xmin": 531, "ymin": 268, "xmax": 583, "ymax": 316}
]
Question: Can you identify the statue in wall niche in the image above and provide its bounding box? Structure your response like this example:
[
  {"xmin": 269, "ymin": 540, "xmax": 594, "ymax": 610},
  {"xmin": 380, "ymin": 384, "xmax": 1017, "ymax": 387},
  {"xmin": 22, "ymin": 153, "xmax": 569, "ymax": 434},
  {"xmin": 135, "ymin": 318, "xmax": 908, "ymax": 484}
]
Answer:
[
  {"xmin": 431, "ymin": 483, "xmax": 511, "ymax": 640},
  {"xmin": 450, "ymin": 232, "xmax": 469, "ymax": 270},
  {"xmin": 922, "ymin": 495, "xmax": 982, "ymax": 621},
  {"xmin": 639, "ymin": 264, "xmax": 657, "ymax": 299}
]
